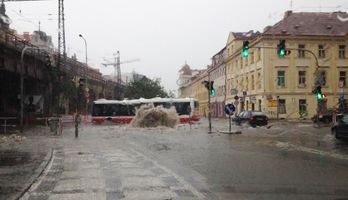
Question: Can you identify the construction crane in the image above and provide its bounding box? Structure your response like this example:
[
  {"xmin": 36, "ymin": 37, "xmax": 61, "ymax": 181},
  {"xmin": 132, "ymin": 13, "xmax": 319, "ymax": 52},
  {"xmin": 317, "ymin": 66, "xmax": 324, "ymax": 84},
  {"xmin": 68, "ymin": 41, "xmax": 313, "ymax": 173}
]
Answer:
[
  {"xmin": 3, "ymin": 0, "xmax": 66, "ymax": 70},
  {"xmin": 102, "ymin": 51, "xmax": 140, "ymax": 85}
]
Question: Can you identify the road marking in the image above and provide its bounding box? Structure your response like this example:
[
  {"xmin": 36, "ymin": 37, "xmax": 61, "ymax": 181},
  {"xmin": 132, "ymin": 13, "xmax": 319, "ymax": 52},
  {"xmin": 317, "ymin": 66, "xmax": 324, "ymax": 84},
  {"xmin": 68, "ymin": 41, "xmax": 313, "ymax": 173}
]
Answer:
[
  {"xmin": 275, "ymin": 142, "xmax": 348, "ymax": 161},
  {"xmin": 128, "ymin": 142, "xmax": 207, "ymax": 199}
]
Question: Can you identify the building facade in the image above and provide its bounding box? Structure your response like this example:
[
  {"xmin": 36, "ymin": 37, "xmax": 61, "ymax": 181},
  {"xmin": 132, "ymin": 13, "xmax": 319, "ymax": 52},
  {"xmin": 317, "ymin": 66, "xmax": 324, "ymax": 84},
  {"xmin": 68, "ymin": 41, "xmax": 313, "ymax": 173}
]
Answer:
[
  {"xmin": 209, "ymin": 47, "xmax": 227, "ymax": 117},
  {"xmin": 226, "ymin": 11, "xmax": 348, "ymax": 119},
  {"xmin": 179, "ymin": 11, "xmax": 348, "ymax": 119}
]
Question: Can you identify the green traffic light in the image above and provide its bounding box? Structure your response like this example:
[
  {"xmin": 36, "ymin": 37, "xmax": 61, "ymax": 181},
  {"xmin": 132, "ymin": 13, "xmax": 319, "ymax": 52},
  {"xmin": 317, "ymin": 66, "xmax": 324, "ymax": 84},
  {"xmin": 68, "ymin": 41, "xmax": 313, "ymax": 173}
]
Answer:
[
  {"xmin": 211, "ymin": 89, "xmax": 215, "ymax": 96},
  {"xmin": 316, "ymin": 93, "xmax": 322, "ymax": 100},
  {"xmin": 279, "ymin": 49, "xmax": 285, "ymax": 56},
  {"xmin": 242, "ymin": 50, "xmax": 249, "ymax": 57}
]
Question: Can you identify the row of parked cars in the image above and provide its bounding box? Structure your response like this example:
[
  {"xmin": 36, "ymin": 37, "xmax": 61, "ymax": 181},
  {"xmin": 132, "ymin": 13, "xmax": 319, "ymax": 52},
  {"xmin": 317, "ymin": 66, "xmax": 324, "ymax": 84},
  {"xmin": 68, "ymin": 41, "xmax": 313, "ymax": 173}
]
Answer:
[{"xmin": 232, "ymin": 110, "xmax": 348, "ymax": 141}]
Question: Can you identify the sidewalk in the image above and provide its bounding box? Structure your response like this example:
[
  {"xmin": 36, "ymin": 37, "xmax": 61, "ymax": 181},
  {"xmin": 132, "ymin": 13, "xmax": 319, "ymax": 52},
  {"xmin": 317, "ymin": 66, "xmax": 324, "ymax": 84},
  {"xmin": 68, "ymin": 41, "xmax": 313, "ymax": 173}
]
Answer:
[{"xmin": 0, "ymin": 126, "xmax": 59, "ymax": 200}]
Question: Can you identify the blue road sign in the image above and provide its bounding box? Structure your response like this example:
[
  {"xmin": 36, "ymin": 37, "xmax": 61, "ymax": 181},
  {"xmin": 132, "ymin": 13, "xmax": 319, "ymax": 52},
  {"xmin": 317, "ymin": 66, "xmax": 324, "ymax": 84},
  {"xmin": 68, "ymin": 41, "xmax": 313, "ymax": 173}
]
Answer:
[
  {"xmin": 339, "ymin": 95, "xmax": 345, "ymax": 102},
  {"xmin": 225, "ymin": 103, "xmax": 235, "ymax": 115}
]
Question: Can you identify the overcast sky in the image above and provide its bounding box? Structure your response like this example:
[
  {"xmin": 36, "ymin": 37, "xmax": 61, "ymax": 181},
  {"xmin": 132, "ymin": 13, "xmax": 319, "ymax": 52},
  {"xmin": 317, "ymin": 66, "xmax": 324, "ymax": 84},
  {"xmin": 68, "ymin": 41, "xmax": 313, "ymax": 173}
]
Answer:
[{"xmin": 4, "ymin": 0, "xmax": 348, "ymax": 93}]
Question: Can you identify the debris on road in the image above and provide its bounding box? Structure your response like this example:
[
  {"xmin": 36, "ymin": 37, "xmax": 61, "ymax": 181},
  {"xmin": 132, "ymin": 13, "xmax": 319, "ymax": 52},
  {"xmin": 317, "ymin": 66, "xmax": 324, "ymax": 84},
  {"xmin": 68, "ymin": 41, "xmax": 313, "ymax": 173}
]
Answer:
[
  {"xmin": 130, "ymin": 105, "xmax": 178, "ymax": 128},
  {"xmin": 0, "ymin": 134, "xmax": 26, "ymax": 144}
]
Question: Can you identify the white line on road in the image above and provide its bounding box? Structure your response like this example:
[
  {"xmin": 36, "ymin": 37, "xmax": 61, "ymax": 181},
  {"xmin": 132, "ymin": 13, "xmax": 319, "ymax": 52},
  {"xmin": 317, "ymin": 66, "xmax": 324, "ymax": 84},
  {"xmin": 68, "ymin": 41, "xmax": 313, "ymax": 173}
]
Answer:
[
  {"xmin": 275, "ymin": 142, "xmax": 348, "ymax": 161},
  {"xmin": 128, "ymin": 142, "xmax": 207, "ymax": 200}
]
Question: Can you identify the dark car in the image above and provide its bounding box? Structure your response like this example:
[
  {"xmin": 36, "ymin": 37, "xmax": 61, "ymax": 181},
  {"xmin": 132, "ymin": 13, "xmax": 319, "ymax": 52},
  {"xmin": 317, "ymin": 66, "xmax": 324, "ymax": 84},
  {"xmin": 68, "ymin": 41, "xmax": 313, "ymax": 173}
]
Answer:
[
  {"xmin": 331, "ymin": 113, "xmax": 348, "ymax": 140},
  {"xmin": 232, "ymin": 111, "xmax": 268, "ymax": 127}
]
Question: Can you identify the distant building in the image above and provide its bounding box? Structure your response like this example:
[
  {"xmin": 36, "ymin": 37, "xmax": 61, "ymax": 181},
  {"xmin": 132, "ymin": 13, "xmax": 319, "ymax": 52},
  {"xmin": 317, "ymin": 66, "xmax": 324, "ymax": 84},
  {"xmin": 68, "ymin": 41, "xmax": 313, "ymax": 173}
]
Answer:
[{"xmin": 30, "ymin": 31, "xmax": 54, "ymax": 50}]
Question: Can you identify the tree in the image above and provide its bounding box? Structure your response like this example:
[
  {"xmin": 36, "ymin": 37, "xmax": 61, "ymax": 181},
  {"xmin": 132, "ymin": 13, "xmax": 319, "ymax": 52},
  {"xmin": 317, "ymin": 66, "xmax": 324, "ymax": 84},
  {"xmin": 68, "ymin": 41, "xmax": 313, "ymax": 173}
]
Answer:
[{"xmin": 124, "ymin": 76, "xmax": 169, "ymax": 99}]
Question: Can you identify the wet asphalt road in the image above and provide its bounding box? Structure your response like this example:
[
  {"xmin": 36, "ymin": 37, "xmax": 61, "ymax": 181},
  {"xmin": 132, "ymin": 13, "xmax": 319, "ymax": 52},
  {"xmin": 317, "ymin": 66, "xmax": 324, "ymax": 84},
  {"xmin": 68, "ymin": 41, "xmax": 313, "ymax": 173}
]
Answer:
[{"xmin": 5, "ymin": 119, "xmax": 348, "ymax": 200}]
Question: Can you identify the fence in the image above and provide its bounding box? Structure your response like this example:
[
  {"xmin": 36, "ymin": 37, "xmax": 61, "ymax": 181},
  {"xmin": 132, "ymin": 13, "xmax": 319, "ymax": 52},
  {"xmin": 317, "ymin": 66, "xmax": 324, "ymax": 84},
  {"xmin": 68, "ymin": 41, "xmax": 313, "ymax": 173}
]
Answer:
[{"xmin": 0, "ymin": 117, "xmax": 17, "ymax": 134}]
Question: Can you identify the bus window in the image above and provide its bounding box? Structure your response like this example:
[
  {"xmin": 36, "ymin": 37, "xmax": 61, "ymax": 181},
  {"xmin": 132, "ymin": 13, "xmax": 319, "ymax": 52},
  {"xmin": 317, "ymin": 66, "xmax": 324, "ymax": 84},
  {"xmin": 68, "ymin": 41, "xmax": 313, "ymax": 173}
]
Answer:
[
  {"xmin": 173, "ymin": 102, "xmax": 190, "ymax": 115},
  {"xmin": 128, "ymin": 105, "xmax": 136, "ymax": 116},
  {"xmin": 154, "ymin": 102, "xmax": 171, "ymax": 108}
]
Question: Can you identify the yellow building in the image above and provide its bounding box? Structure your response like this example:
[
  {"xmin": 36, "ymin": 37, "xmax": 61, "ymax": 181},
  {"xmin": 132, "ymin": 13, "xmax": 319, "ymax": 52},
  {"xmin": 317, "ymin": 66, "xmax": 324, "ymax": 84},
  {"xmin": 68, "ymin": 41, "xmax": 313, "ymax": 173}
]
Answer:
[
  {"xmin": 177, "ymin": 63, "xmax": 208, "ymax": 117},
  {"xmin": 190, "ymin": 70, "xmax": 209, "ymax": 117},
  {"xmin": 226, "ymin": 11, "xmax": 348, "ymax": 119}
]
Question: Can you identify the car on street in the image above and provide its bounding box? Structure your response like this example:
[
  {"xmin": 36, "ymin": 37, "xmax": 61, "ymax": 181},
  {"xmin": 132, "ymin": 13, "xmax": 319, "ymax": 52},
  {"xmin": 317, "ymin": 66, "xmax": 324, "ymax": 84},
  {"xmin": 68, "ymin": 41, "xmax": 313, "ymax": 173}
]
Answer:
[
  {"xmin": 232, "ymin": 111, "xmax": 268, "ymax": 127},
  {"xmin": 331, "ymin": 113, "xmax": 348, "ymax": 140}
]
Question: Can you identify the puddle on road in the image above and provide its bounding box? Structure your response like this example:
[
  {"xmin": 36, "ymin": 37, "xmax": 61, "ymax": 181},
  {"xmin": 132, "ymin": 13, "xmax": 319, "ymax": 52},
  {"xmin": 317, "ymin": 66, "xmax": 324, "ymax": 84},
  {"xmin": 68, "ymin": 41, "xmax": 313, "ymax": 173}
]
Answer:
[{"xmin": 0, "ymin": 151, "xmax": 31, "ymax": 166}]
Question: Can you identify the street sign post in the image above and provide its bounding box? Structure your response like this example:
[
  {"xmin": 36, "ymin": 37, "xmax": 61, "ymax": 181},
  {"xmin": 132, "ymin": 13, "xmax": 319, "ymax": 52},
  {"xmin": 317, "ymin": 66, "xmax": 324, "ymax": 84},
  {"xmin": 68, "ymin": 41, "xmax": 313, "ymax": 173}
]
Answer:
[{"xmin": 225, "ymin": 104, "xmax": 235, "ymax": 133}]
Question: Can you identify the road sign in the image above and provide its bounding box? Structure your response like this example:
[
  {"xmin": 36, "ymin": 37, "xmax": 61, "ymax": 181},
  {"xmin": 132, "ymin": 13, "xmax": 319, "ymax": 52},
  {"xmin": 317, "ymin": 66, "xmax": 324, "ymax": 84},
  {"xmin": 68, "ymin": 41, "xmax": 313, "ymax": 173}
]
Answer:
[
  {"xmin": 225, "ymin": 103, "xmax": 235, "ymax": 115},
  {"xmin": 339, "ymin": 95, "xmax": 344, "ymax": 102},
  {"xmin": 230, "ymin": 88, "xmax": 238, "ymax": 95}
]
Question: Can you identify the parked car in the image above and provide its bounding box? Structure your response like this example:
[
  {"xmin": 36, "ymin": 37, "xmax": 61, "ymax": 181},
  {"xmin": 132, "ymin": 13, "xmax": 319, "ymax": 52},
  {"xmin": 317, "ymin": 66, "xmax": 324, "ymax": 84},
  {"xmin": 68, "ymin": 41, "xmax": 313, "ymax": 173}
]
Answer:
[
  {"xmin": 232, "ymin": 111, "xmax": 268, "ymax": 127},
  {"xmin": 331, "ymin": 113, "xmax": 348, "ymax": 140}
]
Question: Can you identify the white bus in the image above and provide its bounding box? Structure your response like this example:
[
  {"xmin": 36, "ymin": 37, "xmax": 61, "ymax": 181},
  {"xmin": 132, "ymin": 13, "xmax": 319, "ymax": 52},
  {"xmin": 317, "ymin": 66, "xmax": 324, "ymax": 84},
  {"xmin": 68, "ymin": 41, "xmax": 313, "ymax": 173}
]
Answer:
[{"xmin": 91, "ymin": 97, "xmax": 200, "ymax": 124}]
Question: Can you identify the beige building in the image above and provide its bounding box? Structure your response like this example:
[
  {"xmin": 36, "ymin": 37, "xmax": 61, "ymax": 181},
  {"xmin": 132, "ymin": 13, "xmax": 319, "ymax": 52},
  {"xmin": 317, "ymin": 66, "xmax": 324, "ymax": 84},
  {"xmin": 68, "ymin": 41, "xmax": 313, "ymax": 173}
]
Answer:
[
  {"xmin": 209, "ymin": 47, "xmax": 227, "ymax": 117},
  {"xmin": 226, "ymin": 11, "xmax": 348, "ymax": 119},
  {"xmin": 178, "ymin": 11, "xmax": 348, "ymax": 119}
]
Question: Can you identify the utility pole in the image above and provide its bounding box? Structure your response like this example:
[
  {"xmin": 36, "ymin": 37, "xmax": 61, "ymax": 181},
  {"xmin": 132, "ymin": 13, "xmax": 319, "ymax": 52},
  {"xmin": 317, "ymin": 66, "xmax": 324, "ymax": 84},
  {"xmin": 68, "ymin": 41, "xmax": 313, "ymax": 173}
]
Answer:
[{"xmin": 57, "ymin": 0, "xmax": 66, "ymax": 71}]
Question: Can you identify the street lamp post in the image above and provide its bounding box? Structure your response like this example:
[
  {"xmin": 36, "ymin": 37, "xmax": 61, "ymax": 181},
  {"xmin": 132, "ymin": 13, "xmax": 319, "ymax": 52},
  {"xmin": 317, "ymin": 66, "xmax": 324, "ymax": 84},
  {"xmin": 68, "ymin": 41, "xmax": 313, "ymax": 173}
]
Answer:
[{"xmin": 78, "ymin": 34, "xmax": 88, "ymax": 115}]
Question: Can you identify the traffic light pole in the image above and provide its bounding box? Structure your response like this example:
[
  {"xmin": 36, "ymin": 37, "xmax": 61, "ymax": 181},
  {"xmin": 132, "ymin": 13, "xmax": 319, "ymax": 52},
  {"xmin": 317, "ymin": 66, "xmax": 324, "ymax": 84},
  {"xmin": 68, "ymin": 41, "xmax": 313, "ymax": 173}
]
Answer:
[{"xmin": 208, "ymin": 72, "xmax": 212, "ymax": 133}]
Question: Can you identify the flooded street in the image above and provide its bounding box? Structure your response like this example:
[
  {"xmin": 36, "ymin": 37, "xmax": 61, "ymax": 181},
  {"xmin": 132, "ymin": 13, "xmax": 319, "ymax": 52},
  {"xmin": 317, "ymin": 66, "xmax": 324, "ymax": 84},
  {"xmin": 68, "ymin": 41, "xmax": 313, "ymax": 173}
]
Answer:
[{"xmin": 2, "ymin": 120, "xmax": 347, "ymax": 200}]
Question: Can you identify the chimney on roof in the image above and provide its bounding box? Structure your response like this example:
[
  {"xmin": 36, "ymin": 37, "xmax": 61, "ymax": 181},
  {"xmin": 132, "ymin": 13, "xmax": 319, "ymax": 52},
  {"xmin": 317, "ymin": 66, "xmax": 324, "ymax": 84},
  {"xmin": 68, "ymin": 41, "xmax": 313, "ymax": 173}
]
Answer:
[{"xmin": 284, "ymin": 10, "xmax": 292, "ymax": 18}]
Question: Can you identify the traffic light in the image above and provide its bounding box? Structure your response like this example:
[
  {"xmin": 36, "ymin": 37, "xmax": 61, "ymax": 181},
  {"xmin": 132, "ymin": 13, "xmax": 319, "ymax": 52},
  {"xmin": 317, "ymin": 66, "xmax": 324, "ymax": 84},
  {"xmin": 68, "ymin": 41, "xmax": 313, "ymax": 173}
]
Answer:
[
  {"xmin": 277, "ymin": 40, "xmax": 286, "ymax": 57},
  {"xmin": 312, "ymin": 86, "xmax": 323, "ymax": 100},
  {"xmin": 242, "ymin": 41, "xmax": 249, "ymax": 57},
  {"xmin": 203, "ymin": 81, "xmax": 215, "ymax": 96}
]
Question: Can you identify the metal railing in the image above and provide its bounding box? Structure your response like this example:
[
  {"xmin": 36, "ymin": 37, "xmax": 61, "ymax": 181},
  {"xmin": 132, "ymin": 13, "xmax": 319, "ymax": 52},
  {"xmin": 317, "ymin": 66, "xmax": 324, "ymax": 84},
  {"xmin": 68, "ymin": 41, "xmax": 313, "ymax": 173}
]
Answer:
[{"xmin": 0, "ymin": 117, "xmax": 17, "ymax": 134}]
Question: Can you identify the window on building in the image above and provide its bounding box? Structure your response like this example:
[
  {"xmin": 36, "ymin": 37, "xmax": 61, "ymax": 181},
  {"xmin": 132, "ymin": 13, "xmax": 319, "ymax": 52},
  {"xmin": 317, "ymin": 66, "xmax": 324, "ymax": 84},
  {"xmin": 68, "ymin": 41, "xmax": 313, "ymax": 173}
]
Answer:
[
  {"xmin": 257, "ymin": 72, "xmax": 261, "ymax": 89},
  {"xmin": 298, "ymin": 44, "xmax": 305, "ymax": 58},
  {"xmin": 299, "ymin": 99, "xmax": 307, "ymax": 114},
  {"xmin": 279, "ymin": 99, "xmax": 286, "ymax": 114},
  {"xmin": 298, "ymin": 71, "xmax": 306, "ymax": 86},
  {"xmin": 277, "ymin": 70, "xmax": 285, "ymax": 86},
  {"xmin": 250, "ymin": 52, "xmax": 254, "ymax": 64},
  {"xmin": 246, "ymin": 76, "xmax": 249, "ymax": 90},
  {"xmin": 251, "ymin": 75, "xmax": 255, "ymax": 90},
  {"xmin": 319, "ymin": 70, "xmax": 327, "ymax": 86},
  {"xmin": 257, "ymin": 48, "xmax": 261, "ymax": 61},
  {"xmin": 339, "ymin": 45, "xmax": 346, "ymax": 59},
  {"xmin": 318, "ymin": 44, "xmax": 325, "ymax": 58},
  {"xmin": 339, "ymin": 71, "xmax": 346, "ymax": 87}
]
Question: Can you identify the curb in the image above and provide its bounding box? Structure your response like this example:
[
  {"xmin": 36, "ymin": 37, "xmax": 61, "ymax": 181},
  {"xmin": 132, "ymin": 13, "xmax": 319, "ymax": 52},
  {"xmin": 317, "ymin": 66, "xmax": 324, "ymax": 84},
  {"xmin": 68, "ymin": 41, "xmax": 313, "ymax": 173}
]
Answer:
[
  {"xmin": 14, "ymin": 148, "xmax": 54, "ymax": 200},
  {"xmin": 218, "ymin": 130, "xmax": 242, "ymax": 134}
]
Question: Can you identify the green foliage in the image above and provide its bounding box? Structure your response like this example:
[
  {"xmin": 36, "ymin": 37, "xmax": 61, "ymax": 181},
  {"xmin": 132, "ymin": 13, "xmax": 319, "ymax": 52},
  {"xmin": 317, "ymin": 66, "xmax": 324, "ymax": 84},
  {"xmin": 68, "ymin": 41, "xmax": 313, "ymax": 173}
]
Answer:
[{"xmin": 124, "ymin": 76, "xmax": 170, "ymax": 99}]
